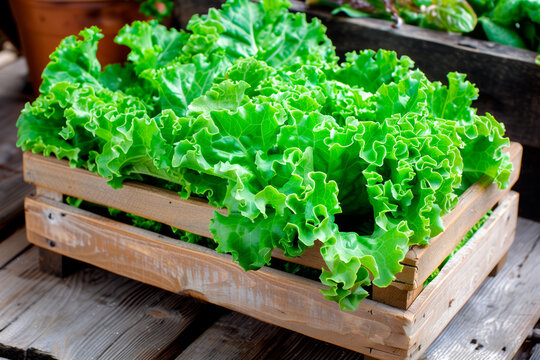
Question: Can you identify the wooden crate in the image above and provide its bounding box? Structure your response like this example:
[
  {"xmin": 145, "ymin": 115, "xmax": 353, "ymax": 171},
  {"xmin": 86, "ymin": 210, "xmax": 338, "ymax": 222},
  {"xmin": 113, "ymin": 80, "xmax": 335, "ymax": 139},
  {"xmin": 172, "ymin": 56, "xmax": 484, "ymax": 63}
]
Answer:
[{"xmin": 22, "ymin": 144, "xmax": 521, "ymax": 360}]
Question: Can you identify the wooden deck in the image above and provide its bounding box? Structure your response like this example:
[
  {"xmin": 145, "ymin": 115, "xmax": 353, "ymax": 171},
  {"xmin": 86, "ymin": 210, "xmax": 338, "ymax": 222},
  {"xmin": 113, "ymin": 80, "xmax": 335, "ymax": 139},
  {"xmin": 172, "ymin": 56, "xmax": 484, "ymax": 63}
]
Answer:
[{"xmin": 1, "ymin": 58, "xmax": 539, "ymax": 360}]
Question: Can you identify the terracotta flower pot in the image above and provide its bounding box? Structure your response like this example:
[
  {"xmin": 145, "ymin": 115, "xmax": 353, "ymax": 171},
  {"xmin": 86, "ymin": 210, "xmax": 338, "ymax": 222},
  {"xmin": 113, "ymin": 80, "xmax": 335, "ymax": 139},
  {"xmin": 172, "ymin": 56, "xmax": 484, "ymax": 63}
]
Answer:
[{"xmin": 8, "ymin": 0, "xmax": 148, "ymax": 93}]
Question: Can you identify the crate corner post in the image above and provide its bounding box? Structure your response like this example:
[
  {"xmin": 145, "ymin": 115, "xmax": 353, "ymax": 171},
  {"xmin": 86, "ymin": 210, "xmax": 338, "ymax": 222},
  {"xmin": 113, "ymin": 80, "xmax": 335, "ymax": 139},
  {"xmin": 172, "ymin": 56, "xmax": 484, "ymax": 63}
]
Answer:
[{"xmin": 27, "ymin": 186, "xmax": 86, "ymax": 278}]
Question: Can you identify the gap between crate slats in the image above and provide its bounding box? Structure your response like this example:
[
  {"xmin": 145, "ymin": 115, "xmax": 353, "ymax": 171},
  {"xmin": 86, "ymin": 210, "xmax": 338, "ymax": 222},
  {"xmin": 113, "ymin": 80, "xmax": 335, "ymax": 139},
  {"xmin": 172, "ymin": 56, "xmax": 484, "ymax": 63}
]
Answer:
[{"xmin": 22, "ymin": 142, "xmax": 522, "ymax": 291}]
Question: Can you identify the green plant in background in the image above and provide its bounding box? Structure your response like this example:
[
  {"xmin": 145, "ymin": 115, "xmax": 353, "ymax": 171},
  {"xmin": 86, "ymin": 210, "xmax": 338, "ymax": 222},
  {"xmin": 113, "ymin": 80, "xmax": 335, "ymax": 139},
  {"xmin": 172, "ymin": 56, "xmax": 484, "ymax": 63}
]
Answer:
[
  {"xmin": 477, "ymin": 0, "xmax": 540, "ymax": 51},
  {"xmin": 17, "ymin": 0, "xmax": 512, "ymax": 310},
  {"xmin": 308, "ymin": 0, "xmax": 540, "ymax": 53},
  {"xmin": 138, "ymin": 0, "xmax": 174, "ymax": 22}
]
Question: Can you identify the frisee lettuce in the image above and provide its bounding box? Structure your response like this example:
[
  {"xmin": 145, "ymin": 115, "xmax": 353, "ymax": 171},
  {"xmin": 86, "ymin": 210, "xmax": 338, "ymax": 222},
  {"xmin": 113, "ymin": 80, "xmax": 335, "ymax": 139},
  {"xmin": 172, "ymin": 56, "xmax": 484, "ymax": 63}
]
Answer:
[{"xmin": 17, "ymin": 0, "xmax": 511, "ymax": 310}]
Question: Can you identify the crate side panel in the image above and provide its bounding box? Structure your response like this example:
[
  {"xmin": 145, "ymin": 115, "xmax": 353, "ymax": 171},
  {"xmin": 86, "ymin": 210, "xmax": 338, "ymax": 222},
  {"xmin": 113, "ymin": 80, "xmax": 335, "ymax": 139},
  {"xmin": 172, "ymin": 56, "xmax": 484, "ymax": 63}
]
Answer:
[
  {"xmin": 23, "ymin": 152, "xmax": 225, "ymax": 239},
  {"xmin": 24, "ymin": 196, "xmax": 412, "ymax": 359},
  {"xmin": 406, "ymin": 192, "xmax": 519, "ymax": 359}
]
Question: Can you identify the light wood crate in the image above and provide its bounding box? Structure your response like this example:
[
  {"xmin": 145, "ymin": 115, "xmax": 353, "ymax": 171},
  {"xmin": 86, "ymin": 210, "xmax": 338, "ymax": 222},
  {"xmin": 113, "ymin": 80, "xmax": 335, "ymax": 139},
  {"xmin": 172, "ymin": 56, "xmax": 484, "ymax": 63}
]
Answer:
[{"xmin": 23, "ymin": 143, "xmax": 521, "ymax": 359}]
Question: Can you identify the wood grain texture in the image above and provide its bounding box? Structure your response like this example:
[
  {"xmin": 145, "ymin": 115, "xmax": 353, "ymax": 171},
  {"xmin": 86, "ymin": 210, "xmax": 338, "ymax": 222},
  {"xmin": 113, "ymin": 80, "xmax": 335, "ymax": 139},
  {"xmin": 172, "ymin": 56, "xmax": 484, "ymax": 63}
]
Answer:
[
  {"xmin": 0, "ymin": 247, "xmax": 65, "ymax": 354},
  {"xmin": 406, "ymin": 192, "xmax": 519, "ymax": 359},
  {"xmin": 0, "ymin": 247, "xmax": 219, "ymax": 360},
  {"xmin": 24, "ymin": 191, "xmax": 520, "ymax": 359},
  {"xmin": 22, "ymin": 142, "xmax": 522, "ymax": 291},
  {"xmin": 532, "ymin": 344, "xmax": 540, "ymax": 360},
  {"xmin": 289, "ymin": 1, "xmax": 540, "ymax": 148},
  {"xmin": 23, "ymin": 152, "xmax": 227, "ymax": 239},
  {"xmin": 0, "ymin": 58, "xmax": 33, "ymax": 241},
  {"xmin": 176, "ymin": 311, "xmax": 367, "ymax": 360},
  {"xmin": 175, "ymin": 311, "xmax": 289, "ymax": 360},
  {"xmin": 0, "ymin": 171, "xmax": 33, "ymax": 240},
  {"xmin": 0, "ymin": 227, "xmax": 30, "ymax": 269},
  {"xmin": 371, "ymin": 283, "xmax": 424, "ymax": 310},
  {"xmin": 422, "ymin": 217, "xmax": 540, "ymax": 360}
]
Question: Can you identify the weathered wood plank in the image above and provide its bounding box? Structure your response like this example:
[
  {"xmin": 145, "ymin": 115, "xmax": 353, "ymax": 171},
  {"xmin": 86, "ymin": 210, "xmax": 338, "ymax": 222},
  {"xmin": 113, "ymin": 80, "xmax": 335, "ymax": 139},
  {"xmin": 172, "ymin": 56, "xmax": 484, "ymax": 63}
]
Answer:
[
  {"xmin": 173, "ymin": 0, "xmax": 225, "ymax": 29},
  {"xmin": 175, "ymin": 311, "xmax": 289, "ymax": 360},
  {"xmin": 0, "ymin": 227, "xmax": 30, "ymax": 269},
  {"xmin": 23, "ymin": 152, "xmax": 227, "ymax": 239},
  {"xmin": 0, "ymin": 247, "xmax": 65, "ymax": 350},
  {"xmin": 24, "ymin": 194, "xmax": 412, "ymax": 359},
  {"xmin": 0, "ymin": 171, "xmax": 33, "ymax": 240},
  {"xmin": 0, "ymin": 58, "xmax": 33, "ymax": 241},
  {"xmin": 422, "ymin": 217, "xmax": 540, "ymax": 359},
  {"xmin": 532, "ymin": 344, "xmax": 540, "ymax": 360},
  {"xmin": 406, "ymin": 192, "xmax": 519, "ymax": 358},
  {"xmin": 33, "ymin": 187, "xmax": 83, "ymax": 278},
  {"xmin": 0, "ymin": 247, "xmax": 219, "ymax": 360},
  {"xmin": 35, "ymin": 187, "xmax": 62, "ymax": 201}
]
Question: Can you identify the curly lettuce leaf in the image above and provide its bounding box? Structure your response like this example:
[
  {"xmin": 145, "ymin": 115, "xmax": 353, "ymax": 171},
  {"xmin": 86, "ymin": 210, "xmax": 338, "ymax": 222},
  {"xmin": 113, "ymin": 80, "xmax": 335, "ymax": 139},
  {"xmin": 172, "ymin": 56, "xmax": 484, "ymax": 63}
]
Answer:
[{"xmin": 16, "ymin": 0, "xmax": 513, "ymax": 312}]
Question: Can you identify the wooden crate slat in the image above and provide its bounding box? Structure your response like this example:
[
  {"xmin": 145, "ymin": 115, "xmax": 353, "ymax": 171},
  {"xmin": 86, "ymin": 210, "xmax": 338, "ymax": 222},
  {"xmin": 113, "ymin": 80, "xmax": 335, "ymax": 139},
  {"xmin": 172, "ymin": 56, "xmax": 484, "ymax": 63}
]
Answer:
[
  {"xmin": 406, "ymin": 192, "xmax": 519, "ymax": 358},
  {"xmin": 24, "ymin": 195, "xmax": 412, "ymax": 360},
  {"xmin": 24, "ymin": 191, "xmax": 519, "ymax": 359},
  {"xmin": 423, "ymin": 217, "xmax": 540, "ymax": 359},
  {"xmin": 23, "ymin": 142, "xmax": 522, "ymax": 291},
  {"xmin": 23, "ymin": 152, "xmax": 227, "ymax": 239}
]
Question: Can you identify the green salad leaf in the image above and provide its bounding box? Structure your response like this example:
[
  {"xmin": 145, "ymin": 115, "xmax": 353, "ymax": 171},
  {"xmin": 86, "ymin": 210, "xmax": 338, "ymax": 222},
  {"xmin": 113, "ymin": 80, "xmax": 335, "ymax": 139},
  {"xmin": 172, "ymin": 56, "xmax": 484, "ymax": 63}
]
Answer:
[{"xmin": 17, "ymin": 0, "xmax": 512, "ymax": 310}]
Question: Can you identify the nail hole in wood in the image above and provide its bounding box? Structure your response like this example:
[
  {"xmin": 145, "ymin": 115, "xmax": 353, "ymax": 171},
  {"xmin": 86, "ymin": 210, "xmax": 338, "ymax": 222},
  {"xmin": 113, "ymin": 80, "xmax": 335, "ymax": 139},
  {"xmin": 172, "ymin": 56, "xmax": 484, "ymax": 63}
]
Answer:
[
  {"xmin": 46, "ymin": 239, "xmax": 56, "ymax": 248},
  {"xmin": 48, "ymin": 213, "xmax": 53, "ymax": 220},
  {"xmin": 471, "ymin": 338, "xmax": 477, "ymax": 344}
]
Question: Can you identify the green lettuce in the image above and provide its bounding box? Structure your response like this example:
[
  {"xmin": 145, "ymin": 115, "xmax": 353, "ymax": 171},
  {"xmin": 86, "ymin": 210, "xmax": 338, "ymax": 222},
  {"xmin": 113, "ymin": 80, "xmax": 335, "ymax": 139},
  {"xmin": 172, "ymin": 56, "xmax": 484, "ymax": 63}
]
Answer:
[{"xmin": 17, "ymin": 0, "xmax": 511, "ymax": 310}]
